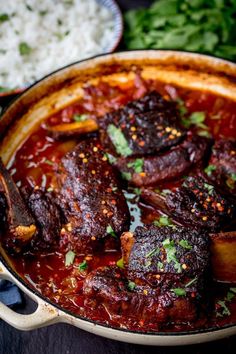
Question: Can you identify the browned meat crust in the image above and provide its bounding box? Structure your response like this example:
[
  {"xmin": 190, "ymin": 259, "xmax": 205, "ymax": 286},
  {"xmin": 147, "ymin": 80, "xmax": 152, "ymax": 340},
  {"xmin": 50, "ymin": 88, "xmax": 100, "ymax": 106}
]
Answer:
[
  {"xmin": 57, "ymin": 138, "xmax": 130, "ymax": 253},
  {"xmin": 99, "ymin": 91, "xmax": 185, "ymax": 157},
  {"xmin": 84, "ymin": 225, "xmax": 209, "ymax": 324},
  {"xmin": 26, "ymin": 189, "xmax": 63, "ymax": 251},
  {"xmin": 205, "ymin": 139, "xmax": 236, "ymax": 197},
  {"xmin": 116, "ymin": 134, "xmax": 210, "ymax": 186},
  {"xmin": 83, "ymin": 266, "xmax": 198, "ymax": 324},
  {"xmin": 165, "ymin": 177, "xmax": 235, "ymax": 231}
]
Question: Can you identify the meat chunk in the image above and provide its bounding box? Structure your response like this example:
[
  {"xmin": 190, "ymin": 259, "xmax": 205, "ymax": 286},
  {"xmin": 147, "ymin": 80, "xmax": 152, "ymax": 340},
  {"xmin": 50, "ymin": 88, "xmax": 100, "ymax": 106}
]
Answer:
[
  {"xmin": 116, "ymin": 134, "xmax": 210, "ymax": 186},
  {"xmin": 99, "ymin": 91, "xmax": 185, "ymax": 157},
  {"xmin": 57, "ymin": 138, "xmax": 130, "ymax": 253},
  {"xmin": 205, "ymin": 139, "xmax": 236, "ymax": 196},
  {"xmin": 26, "ymin": 189, "xmax": 63, "ymax": 251},
  {"xmin": 142, "ymin": 177, "xmax": 235, "ymax": 231},
  {"xmin": 121, "ymin": 225, "xmax": 209, "ymax": 283},
  {"xmin": 83, "ymin": 225, "xmax": 209, "ymax": 324}
]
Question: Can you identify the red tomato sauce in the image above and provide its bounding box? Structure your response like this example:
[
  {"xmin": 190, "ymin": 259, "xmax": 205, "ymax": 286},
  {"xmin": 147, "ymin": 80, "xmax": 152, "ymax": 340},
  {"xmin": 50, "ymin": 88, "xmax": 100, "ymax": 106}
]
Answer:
[{"xmin": 7, "ymin": 77, "xmax": 236, "ymax": 333}]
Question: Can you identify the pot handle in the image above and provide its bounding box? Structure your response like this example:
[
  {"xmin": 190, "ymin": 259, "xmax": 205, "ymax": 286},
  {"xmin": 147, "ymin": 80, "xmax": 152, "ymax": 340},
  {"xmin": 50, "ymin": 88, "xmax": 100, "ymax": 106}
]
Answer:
[{"xmin": 0, "ymin": 262, "xmax": 59, "ymax": 330}]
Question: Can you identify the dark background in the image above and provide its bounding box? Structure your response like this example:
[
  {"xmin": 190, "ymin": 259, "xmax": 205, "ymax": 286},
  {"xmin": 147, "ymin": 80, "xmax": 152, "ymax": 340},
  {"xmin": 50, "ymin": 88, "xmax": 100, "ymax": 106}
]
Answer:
[{"xmin": 0, "ymin": 1, "xmax": 236, "ymax": 353}]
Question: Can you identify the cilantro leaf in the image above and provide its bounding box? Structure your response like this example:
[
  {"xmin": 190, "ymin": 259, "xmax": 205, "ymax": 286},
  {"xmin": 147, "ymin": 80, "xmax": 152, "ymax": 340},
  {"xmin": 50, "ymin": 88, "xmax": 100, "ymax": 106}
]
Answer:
[
  {"xmin": 65, "ymin": 250, "xmax": 76, "ymax": 266},
  {"xmin": 78, "ymin": 259, "xmax": 87, "ymax": 271},
  {"xmin": 107, "ymin": 124, "xmax": 132, "ymax": 157}
]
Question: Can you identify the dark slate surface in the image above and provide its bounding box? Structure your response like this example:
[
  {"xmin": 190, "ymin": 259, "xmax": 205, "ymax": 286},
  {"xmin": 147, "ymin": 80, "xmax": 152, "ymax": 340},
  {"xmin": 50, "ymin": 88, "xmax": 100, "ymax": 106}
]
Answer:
[{"xmin": 0, "ymin": 1, "xmax": 236, "ymax": 353}]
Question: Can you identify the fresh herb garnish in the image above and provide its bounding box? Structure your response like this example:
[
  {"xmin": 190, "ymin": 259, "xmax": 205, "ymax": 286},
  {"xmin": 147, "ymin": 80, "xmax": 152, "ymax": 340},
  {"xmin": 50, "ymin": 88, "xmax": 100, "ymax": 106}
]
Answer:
[
  {"xmin": 73, "ymin": 113, "xmax": 88, "ymax": 122},
  {"xmin": 216, "ymin": 300, "xmax": 231, "ymax": 317},
  {"xmin": 127, "ymin": 158, "xmax": 144, "ymax": 173},
  {"xmin": 105, "ymin": 153, "xmax": 117, "ymax": 165},
  {"xmin": 204, "ymin": 164, "xmax": 216, "ymax": 176},
  {"xmin": 127, "ymin": 281, "xmax": 136, "ymax": 291},
  {"xmin": 26, "ymin": 4, "xmax": 33, "ymax": 11},
  {"xmin": 162, "ymin": 238, "xmax": 182, "ymax": 273},
  {"xmin": 133, "ymin": 188, "xmax": 141, "ymax": 195},
  {"xmin": 116, "ymin": 258, "xmax": 124, "ymax": 269},
  {"xmin": 124, "ymin": 0, "xmax": 236, "ymax": 61},
  {"xmin": 0, "ymin": 13, "xmax": 9, "ymax": 22},
  {"xmin": 44, "ymin": 159, "xmax": 54, "ymax": 166},
  {"xmin": 121, "ymin": 171, "xmax": 132, "ymax": 181},
  {"xmin": 181, "ymin": 111, "xmax": 206, "ymax": 129},
  {"xmin": 203, "ymin": 182, "xmax": 214, "ymax": 195},
  {"xmin": 178, "ymin": 239, "xmax": 192, "ymax": 250},
  {"xmin": 107, "ymin": 124, "xmax": 132, "ymax": 157},
  {"xmin": 39, "ymin": 10, "xmax": 48, "ymax": 16},
  {"xmin": 171, "ymin": 288, "xmax": 186, "ymax": 296},
  {"xmin": 153, "ymin": 216, "xmax": 174, "ymax": 227},
  {"xmin": 185, "ymin": 277, "xmax": 197, "ymax": 288},
  {"xmin": 106, "ymin": 225, "xmax": 117, "ymax": 238},
  {"xmin": 216, "ymin": 287, "xmax": 236, "ymax": 317},
  {"xmin": 145, "ymin": 248, "xmax": 159, "ymax": 258},
  {"xmin": 65, "ymin": 250, "xmax": 76, "ymax": 266},
  {"xmin": 19, "ymin": 42, "xmax": 32, "ymax": 56},
  {"xmin": 157, "ymin": 261, "xmax": 163, "ymax": 270},
  {"xmin": 78, "ymin": 259, "xmax": 87, "ymax": 271},
  {"xmin": 176, "ymin": 98, "xmax": 188, "ymax": 117}
]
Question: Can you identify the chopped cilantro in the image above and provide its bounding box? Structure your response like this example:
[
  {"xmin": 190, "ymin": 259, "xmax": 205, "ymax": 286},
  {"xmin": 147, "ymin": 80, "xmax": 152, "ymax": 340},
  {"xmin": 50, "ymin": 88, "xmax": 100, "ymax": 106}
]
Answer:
[
  {"xmin": 65, "ymin": 250, "xmax": 76, "ymax": 266},
  {"xmin": 107, "ymin": 124, "xmax": 132, "ymax": 157},
  {"xmin": 0, "ymin": 13, "xmax": 9, "ymax": 22},
  {"xmin": 162, "ymin": 238, "xmax": 182, "ymax": 273},
  {"xmin": 78, "ymin": 259, "xmax": 87, "ymax": 271},
  {"xmin": 171, "ymin": 288, "xmax": 186, "ymax": 296},
  {"xmin": 197, "ymin": 129, "xmax": 212, "ymax": 138},
  {"xmin": 181, "ymin": 111, "xmax": 206, "ymax": 129},
  {"xmin": 121, "ymin": 171, "xmax": 132, "ymax": 181},
  {"xmin": 44, "ymin": 159, "xmax": 54, "ymax": 166},
  {"xmin": 19, "ymin": 42, "xmax": 32, "ymax": 56},
  {"xmin": 178, "ymin": 239, "xmax": 192, "ymax": 250},
  {"xmin": 106, "ymin": 225, "xmax": 116, "ymax": 238},
  {"xmin": 127, "ymin": 281, "xmax": 136, "ymax": 291},
  {"xmin": 105, "ymin": 153, "xmax": 117, "ymax": 165},
  {"xmin": 204, "ymin": 164, "xmax": 216, "ymax": 176},
  {"xmin": 203, "ymin": 182, "xmax": 214, "ymax": 195},
  {"xmin": 176, "ymin": 98, "xmax": 188, "ymax": 117},
  {"xmin": 73, "ymin": 113, "xmax": 88, "ymax": 122},
  {"xmin": 157, "ymin": 261, "xmax": 163, "ymax": 270},
  {"xmin": 216, "ymin": 300, "xmax": 231, "ymax": 317},
  {"xmin": 153, "ymin": 216, "xmax": 174, "ymax": 227},
  {"xmin": 26, "ymin": 4, "xmax": 33, "ymax": 11},
  {"xmin": 116, "ymin": 258, "xmax": 124, "ymax": 269},
  {"xmin": 145, "ymin": 248, "xmax": 159, "ymax": 258},
  {"xmin": 133, "ymin": 188, "xmax": 141, "ymax": 195},
  {"xmin": 185, "ymin": 277, "xmax": 197, "ymax": 288},
  {"xmin": 127, "ymin": 158, "xmax": 144, "ymax": 173}
]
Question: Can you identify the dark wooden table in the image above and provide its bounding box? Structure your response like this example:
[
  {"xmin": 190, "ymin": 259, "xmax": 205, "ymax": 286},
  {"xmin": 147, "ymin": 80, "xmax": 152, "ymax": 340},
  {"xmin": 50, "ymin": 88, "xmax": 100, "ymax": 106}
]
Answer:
[{"xmin": 0, "ymin": 1, "xmax": 236, "ymax": 353}]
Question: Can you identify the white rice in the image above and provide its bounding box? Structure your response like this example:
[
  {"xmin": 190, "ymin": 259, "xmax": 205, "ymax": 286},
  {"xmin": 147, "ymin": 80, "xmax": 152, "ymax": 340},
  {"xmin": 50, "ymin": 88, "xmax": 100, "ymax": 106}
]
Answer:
[{"xmin": 0, "ymin": 0, "xmax": 114, "ymax": 89}]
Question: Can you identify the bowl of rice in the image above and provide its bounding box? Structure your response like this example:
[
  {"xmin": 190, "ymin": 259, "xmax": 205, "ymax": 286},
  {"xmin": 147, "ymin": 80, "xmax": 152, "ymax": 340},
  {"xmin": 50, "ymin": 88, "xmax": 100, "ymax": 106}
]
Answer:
[{"xmin": 0, "ymin": 0, "xmax": 123, "ymax": 96}]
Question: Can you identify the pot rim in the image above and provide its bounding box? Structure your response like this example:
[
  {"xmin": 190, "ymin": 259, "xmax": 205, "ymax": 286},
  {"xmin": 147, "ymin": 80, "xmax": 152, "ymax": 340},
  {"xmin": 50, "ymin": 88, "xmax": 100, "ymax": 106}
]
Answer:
[{"xmin": 1, "ymin": 49, "xmax": 236, "ymax": 343}]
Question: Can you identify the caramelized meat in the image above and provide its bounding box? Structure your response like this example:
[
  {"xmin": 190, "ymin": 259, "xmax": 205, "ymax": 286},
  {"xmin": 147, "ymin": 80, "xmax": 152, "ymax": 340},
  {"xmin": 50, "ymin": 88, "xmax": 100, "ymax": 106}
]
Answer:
[
  {"xmin": 57, "ymin": 138, "xmax": 130, "ymax": 253},
  {"xmin": 121, "ymin": 225, "xmax": 209, "ymax": 283},
  {"xmin": 26, "ymin": 189, "xmax": 63, "ymax": 251},
  {"xmin": 99, "ymin": 91, "xmax": 185, "ymax": 157},
  {"xmin": 142, "ymin": 177, "xmax": 235, "ymax": 231},
  {"xmin": 116, "ymin": 134, "xmax": 210, "ymax": 186},
  {"xmin": 83, "ymin": 266, "xmax": 198, "ymax": 324},
  {"xmin": 205, "ymin": 139, "xmax": 236, "ymax": 196},
  {"xmin": 84, "ymin": 225, "xmax": 209, "ymax": 324}
]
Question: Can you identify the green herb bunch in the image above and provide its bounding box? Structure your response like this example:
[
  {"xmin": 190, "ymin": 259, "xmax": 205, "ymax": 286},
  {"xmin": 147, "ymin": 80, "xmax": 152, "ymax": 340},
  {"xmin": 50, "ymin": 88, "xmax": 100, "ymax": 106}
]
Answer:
[{"xmin": 124, "ymin": 0, "xmax": 236, "ymax": 61}]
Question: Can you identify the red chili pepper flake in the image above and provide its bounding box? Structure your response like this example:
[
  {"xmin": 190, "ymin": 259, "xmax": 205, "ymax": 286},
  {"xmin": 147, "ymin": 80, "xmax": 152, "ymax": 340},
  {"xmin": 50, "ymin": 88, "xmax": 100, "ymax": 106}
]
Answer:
[{"xmin": 111, "ymin": 199, "xmax": 116, "ymax": 205}]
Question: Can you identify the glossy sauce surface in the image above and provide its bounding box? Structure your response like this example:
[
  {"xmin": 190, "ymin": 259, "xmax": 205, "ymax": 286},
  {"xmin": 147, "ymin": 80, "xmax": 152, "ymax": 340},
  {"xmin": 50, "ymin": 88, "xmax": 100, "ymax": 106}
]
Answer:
[{"xmin": 7, "ymin": 77, "xmax": 236, "ymax": 332}]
